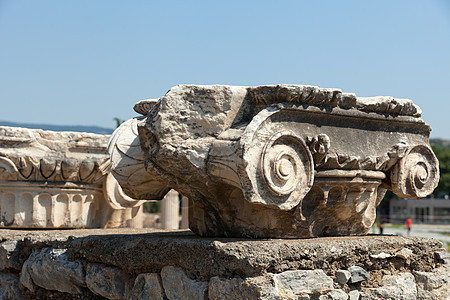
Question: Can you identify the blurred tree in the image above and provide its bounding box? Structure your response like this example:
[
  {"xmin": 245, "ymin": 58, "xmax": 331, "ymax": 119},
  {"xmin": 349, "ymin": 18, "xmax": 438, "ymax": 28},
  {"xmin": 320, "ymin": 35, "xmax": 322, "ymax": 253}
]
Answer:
[
  {"xmin": 113, "ymin": 117, "xmax": 124, "ymax": 128},
  {"xmin": 431, "ymin": 144, "xmax": 450, "ymax": 197},
  {"xmin": 144, "ymin": 201, "xmax": 161, "ymax": 213}
]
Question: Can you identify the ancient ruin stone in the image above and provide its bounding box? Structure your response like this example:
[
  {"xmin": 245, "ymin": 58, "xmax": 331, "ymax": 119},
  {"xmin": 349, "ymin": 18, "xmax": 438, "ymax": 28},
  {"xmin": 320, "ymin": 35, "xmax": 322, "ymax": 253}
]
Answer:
[
  {"xmin": 335, "ymin": 270, "xmax": 351, "ymax": 284},
  {"xmin": 86, "ymin": 263, "xmax": 130, "ymax": 299},
  {"xmin": 436, "ymin": 251, "xmax": 450, "ymax": 263},
  {"xmin": 348, "ymin": 290, "xmax": 360, "ymax": 300},
  {"xmin": 348, "ymin": 266, "xmax": 370, "ymax": 283},
  {"xmin": 360, "ymin": 273, "xmax": 417, "ymax": 299},
  {"xmin": 0, "ymin": 228, "xmax": 447, "ymax": 299},
  {"xmin": 395, "ymin": 247, "xmax": 413, "ymax": 259},
  {"xmin": 0, "ymin": 240, "xmax": 20, "ymax": 271},
  {"xmin": 160, "ymin": 266, "xmax": 209, "ymax": 300},
  {"xmin": 273, "ymin": 270, "xmax": 334, "ymax": 295},
  {"xmin": 109, "ymin": 84, "xmax": 439, "ymax": 238},
  {"xmin": 209, "ymin": 277, "xmax": 256, "ymax": 300},
  {"xmin": 318, "ymin": 289, "xmax": 348, "ymax": 300},
  {"xmin": 0, "ymin": 272, "xmax": 23, "ymax": 300},
  {"xmin": 0, "ymin": 126, "xmax": 143, "ymax": 228},
  {"xmin": 414, "ymin": 265, "xmax": 450, "ymax": 299},
  {"xmin": 20, "ymin": 248, "xmax": 85, "ymax": 294},
  {"xmin": 129, "ymin": 273, "xmax": 166, "ymax": 300}
]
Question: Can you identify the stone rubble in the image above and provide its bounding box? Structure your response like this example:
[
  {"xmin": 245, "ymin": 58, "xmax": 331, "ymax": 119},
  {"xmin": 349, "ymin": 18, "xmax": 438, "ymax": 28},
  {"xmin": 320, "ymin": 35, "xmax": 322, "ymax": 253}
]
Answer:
[
  {"xmin": 348, "ymin": 290, "xmax": 360, "ymax": 300},
  {"xmin": 161, "ymin": 266, "xmax": 209, "ymax": 300},
  {"xmin": 20, "ymin": 248, "xmax": 85, "ymax": 294},
  {"xmin": 348, "ymin": 266, "xmax": 371, "ymax": 284},
  {"xmin": 209, "ymin": 277, "xmax": 252, "ymax": 300},
  {"xmin": 318, "ymin": 289, "xmax": 349, "ymax": 300},
  {"xmin": 370, "ymin": 252, "xmax": 392, "ymax": 259},
  {"xmin": 360, "ymin": 273, "xmax": 417, "ymax": 300},
  {"xmin": 0, "ymin": 240, "xmax": 19, "ymax": 271},
  {"xmin": 395, "ymin": 248, "xmax": 414, "ymax": 259},
  {"xmin": 128, "ymin": 273, "xmax": 166, "ymax": 300},
  {"xmin": 86, "ymin": 263, "xmax": 130, "ymax": 299},
  {"xmin": 335, "ymin": 270, "xmax": 351, "ymax": 284},
  {"xmin": 273, "ymin": 270, "xmax": 334, "ymax": 295},
  {"xmin": 0, "ymin": 272, "xmax": 23, "ymax": 300},
  {"xmin": 414, "ymin": 264, "xmax": 450, "ymax": 299},
  {"xmin": 436, "ymin": 251, "xmax": 450, "ymax": 263}
]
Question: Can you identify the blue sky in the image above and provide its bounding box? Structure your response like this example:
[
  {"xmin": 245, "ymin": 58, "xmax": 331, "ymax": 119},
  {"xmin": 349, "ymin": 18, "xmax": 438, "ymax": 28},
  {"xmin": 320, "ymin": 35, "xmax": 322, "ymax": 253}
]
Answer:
[{"xmin": 1, "ymin": 1, "xmax": 449, "ymax": 138}]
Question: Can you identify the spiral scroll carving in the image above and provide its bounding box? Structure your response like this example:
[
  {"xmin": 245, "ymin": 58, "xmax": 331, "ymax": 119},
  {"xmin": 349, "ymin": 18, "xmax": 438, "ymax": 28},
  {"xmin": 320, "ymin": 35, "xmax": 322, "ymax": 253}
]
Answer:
[
  {"xmin": 238, "ymin": 127, "xmax": 314, "ymax": 210},
  {"xmin": 261, "ymin": 131, "xmax": 313, "ymax": 198},
  {"xmin": 391, "ymin": 145, "xmax": 439, "ymax": 199}
]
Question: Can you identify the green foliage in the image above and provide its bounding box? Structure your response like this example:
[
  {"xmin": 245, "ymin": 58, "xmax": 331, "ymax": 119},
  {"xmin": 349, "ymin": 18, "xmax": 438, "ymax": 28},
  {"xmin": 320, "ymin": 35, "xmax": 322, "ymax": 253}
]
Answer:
[
  {"xmin": 377, "ymin": 190, "xmax": 396, "ymax": 218},
  {"xmin": 143, "ymin": 201, "xmax": 161, "ymax": 213},
  {"xmin": 431, "ymin": 144, "xmax": 450, "ymax": 197}
]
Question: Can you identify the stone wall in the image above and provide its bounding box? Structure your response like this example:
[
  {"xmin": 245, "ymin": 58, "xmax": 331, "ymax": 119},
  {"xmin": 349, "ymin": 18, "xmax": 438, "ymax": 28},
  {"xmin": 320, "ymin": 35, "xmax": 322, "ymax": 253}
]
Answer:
[{"xmin": 0, "ymin": 229, "xmax": 449, "ymax": 299}]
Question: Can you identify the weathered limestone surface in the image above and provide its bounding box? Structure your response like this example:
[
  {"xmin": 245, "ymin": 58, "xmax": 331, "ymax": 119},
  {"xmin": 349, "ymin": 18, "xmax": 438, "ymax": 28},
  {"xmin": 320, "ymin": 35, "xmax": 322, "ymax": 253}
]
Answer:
[
  {"xmin": 360, "ymin": 273, "xmax": 417, "ymax": 299},
  {"xmin": 0, "ymin": 272, "xmax": 23, "ymax": 300},
  {"xmin": 209, "ymin": 277, "xmax": 250, "ymax": 300},
  {"xmin": 335, "ymin": 270, "xmax": 351, "ymax": 284},
  {"xmin": 110, "ymin": 84, "xmax": 439, "ymax": 238},
  {"xmin": 348, "ymin": 265, "xmax": 371, "ymax": 283},
  {"xmin": 0, "ymin": 240, "xmax": 19, "ymax": 271},
  {"xmin": 0, "ymin": 126, "xmax": 144, "ymax": 229},
  {"xmin": 128, "ymin": 273, "xmax": 166, "ymax": 300},
  {"xmin": 273, "ymin": 270, "xmax": 334, "ymax": 295},
  {"xmin": 0, "ymin": 228, "xmax": 448, "ymax": 299},
  {"xmin": 415, "ymin": 265, "xmax": 450, "ymax": 299},
  {"xmin": 20, "ymin": 248, "xmax": 85, "ymax": 294},
  {"xmin": 161, "ymin": 266, "xmax": 209, "ymax": 300},
  {"xmin": 86, "ymin": 263, "xmax": 130, "ymax": 299}
]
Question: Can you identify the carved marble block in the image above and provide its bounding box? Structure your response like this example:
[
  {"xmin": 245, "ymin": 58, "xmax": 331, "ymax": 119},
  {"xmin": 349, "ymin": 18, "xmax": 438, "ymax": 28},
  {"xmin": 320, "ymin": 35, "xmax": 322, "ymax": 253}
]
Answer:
[
  {"xmin": 0, "ymin": 126, "xmax": 144, "ymax": 228},
  {"xmin": 109, "ymin": 85, "xmax": 439, "ymax": 238}
]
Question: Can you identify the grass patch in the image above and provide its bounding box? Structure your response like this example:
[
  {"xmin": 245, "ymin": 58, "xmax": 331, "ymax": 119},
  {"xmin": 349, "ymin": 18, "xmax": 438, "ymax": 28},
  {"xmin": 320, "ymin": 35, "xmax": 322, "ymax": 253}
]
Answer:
[{"xmin": 383, "ymin": 223, "xmax": 404, "ymax": 229}]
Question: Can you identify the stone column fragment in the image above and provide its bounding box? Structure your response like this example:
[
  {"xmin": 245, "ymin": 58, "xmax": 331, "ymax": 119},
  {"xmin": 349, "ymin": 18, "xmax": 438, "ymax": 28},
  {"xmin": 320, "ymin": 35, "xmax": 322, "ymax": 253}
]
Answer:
[
  {"xmin": 0, "ymin": 126, "xmax": 145, "ymax": 228},
  {"xmin": 161, "ymin": 190, "xmax": 179, "ymax": 230},
  {"xmin": 109, "ymin": 84, "xmax": 440, "ymax": 238}
]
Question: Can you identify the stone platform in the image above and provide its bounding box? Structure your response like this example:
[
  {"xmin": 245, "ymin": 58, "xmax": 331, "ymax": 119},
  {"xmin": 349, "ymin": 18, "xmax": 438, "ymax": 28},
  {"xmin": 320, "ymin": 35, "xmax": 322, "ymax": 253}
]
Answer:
[{"xmin": 0, "ymin": 229, "xmax": 449, "ymax": 299}]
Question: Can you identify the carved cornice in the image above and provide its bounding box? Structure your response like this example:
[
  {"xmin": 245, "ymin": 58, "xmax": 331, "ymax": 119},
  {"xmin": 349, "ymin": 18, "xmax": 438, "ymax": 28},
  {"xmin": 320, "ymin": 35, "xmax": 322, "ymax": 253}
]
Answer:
[
  {"xmin": 0, "ymin": 126, "xmax": 110, "ymax": 183},
  {"xmin": 0, "ymin": 126, "xmax": 147, "ymax": 229},
  {"xmin": 0, "ymin": 155, "xmax": 108, "ymax": 183},
  {"xmin": 247, "ymin": 85, "xmax": 422, "ymax": 117}
]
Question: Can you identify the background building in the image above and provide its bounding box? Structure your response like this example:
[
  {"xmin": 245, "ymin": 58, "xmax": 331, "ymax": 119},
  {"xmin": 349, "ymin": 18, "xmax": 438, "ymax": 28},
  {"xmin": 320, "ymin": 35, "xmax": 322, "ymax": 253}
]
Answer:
[{"xmin": 389, "ymin": 197, "xmax": 450, "ymax": 224}]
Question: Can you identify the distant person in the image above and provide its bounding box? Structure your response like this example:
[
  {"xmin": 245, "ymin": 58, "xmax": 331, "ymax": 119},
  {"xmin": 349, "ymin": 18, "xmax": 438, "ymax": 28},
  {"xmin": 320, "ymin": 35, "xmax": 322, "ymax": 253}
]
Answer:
[
  {"xmin": 378, "ymin": 220, "xmax": 384, "ymax": 235},
  {"xmin": 406, "ymin": 218, "xmax": 412, "ymax": 236}
]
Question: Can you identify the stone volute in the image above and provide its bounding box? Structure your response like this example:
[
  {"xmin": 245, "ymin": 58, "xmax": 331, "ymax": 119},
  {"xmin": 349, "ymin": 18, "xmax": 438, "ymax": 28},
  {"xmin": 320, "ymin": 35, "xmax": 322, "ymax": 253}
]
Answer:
[
  {"xmin": 109, "ymin": 84, "xmax": 440, "ymax": 238},
  {"xmin": 0, "ymin": 126, "xmax": 144, "ymax": 228}
]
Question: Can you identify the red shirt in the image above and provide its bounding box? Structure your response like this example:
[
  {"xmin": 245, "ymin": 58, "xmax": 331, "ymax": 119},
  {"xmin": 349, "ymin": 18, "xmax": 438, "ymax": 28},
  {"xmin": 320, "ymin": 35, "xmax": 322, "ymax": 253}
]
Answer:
[{"xmin": 406, "ymin": 218, "xmax": 412, "ymax": 228}]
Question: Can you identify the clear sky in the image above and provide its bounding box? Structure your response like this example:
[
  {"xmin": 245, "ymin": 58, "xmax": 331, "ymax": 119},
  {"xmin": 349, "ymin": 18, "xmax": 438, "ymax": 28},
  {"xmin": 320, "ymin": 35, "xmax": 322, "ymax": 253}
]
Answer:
[{"xmin": 1, "ymin": 0, "xmax": 449, "ymax": 138}]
